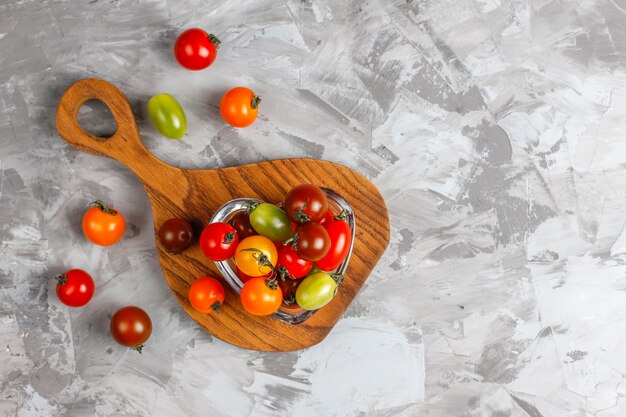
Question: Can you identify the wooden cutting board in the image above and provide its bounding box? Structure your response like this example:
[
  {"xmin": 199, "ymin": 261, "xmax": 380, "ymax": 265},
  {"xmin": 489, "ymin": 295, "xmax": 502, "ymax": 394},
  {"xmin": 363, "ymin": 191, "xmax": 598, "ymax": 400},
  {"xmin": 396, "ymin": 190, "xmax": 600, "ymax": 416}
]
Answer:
[{"xmin": 56, "ymin": 78, "xmax": 390, "ymax": 351}]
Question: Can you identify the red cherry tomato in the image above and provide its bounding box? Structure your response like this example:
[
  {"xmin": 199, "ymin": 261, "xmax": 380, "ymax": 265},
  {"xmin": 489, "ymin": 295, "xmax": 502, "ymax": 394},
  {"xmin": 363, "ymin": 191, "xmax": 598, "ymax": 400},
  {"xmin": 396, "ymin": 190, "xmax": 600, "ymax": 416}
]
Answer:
[
  {"xmin": 174, "ymin": 28, "xmax": 221, "ymax": 70},
  {"xmin": 110, "ymin": 306, "xmax": 152, "ymax": 352},
  {"xmin": 319, "ymin": 209, "xmax": 335, "ymax": 224},
  {"xmin": 200, "ymin": 222, "xmax": 239, "ymax": 261},
  {"xmin": 293, "ymin": 223, "xmax": 330, "ymax": 262},
  {"xmin": 284, "ymin": 184, "xmax": 328, "ymax": 224},
  {"xmin": 230, "ymin": 211, "xmax": 256, "ymax": 240},
  {"xmin": 189, "ymin": 277, "xmax": 225, "ymax": 314},
  {"xmin": 276, "ymin": 244, "xmax": 313, "ymax": 279},
  {"xmin": 316, "ymin": 213, "xmax": 352, "ymax": 271},
  {"xmin": 55, "ymin": 269, "xmax": 95, "ymax": 307}
]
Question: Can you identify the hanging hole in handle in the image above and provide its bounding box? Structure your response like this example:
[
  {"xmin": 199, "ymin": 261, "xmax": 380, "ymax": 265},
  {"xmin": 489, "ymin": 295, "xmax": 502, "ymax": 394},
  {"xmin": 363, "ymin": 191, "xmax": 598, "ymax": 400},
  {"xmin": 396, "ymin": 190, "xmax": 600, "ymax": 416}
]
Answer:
[{"xmin": 77, "ymin": 99, "xmax": 118, "ymax": 139}]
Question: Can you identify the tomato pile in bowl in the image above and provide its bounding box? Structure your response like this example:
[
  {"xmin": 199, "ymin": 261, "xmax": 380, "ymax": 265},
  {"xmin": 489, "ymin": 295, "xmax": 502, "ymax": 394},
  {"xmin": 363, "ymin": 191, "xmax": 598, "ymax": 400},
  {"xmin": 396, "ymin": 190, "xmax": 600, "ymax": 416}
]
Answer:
[{"xmin": 207, "ymin": 186, "xmax": 355, "ymax": 324}]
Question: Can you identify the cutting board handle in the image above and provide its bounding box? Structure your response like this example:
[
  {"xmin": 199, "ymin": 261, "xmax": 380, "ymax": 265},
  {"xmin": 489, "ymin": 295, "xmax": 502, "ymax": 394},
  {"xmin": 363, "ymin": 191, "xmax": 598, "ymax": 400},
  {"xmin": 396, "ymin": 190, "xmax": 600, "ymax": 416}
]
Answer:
[{"xmin": 56, "ymin": 78, "xmax": 163, "ymax": 174}]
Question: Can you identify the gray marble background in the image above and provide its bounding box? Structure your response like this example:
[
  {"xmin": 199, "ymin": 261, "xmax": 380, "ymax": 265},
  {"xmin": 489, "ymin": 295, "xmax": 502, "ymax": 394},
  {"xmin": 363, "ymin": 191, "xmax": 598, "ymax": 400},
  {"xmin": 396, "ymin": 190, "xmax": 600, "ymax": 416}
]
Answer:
[{"xmin": 2, "ymin": 0, "xmax": 626, "ymax": 416}]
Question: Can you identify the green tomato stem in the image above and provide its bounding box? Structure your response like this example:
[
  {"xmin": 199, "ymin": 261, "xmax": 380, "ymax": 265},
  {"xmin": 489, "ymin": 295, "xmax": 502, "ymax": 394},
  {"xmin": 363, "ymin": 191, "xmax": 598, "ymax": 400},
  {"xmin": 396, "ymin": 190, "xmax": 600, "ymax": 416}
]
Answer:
[
  {"xmin": 251, "ymin": 95, "xmax": 261, "ymax": 110},
  {"xmin": 91, "ymin": 200, "xmax": 117, "ymax": 215},
  {"xmin": 208, "ymin": 34, "xmax": 221, "ymax": 48}
]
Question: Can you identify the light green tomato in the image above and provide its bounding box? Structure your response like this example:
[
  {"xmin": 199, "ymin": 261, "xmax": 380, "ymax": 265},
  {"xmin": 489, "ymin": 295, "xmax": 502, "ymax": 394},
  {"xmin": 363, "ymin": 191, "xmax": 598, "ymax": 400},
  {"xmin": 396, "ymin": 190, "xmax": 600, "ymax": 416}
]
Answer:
[
  {"xmin": 249, "ymin": 203, "xmax": 292, "ymax": 242},
  {"xmin": 296, "ymin": 272, "xmax": 338, "ymax": 311},
  {"xmin": 148, "ymin": 94, "xmax": 187, "ymax": 139}
]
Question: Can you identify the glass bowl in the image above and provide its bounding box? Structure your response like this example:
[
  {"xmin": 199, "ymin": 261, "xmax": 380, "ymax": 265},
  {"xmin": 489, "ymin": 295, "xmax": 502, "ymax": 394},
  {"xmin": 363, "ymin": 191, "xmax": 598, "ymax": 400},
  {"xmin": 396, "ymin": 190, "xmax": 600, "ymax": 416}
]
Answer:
[{"xmin": 210, "ymin": 188, "xmax": 356, "ymax": 324}]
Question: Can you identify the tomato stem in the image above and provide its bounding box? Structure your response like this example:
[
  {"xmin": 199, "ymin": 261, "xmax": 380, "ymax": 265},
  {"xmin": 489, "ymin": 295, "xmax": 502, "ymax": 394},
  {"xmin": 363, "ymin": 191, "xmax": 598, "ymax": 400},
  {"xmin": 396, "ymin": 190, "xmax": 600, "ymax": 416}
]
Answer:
[
  {"xmin": 131, "ymin": 345, "xmax": 145, "ymax": 354},
  {"xmin": 293, "ymin": 201, "xmax": 311, "ymax": 223},
  {"xmin": 91, "ymin": 200, "xmax": 117, "ymax": 215},
  {"xmin": 266, "ymin": 276, "xmax": 278, "ymax": 290},
  {"xmin": 208, "ymin": 34, "xmax": 221, "ymax": 48},
  {"xmin": 330, "ymin": 273, "xmax": 345, "ymax": 285},
  {"xmin": 241, "ymin": 248, "xmax": 275, "ymax": 274},
  {"xmin": 55, "ymin": 273, "xmax": 67, "ymax": 285},
  {"xmin": 283, "ymin": 294, "xmax": 296, "ymax": 305},
  {"xmin": 277, "ymin": 265, "xmax": 292, "ymax": 281},
  {"xmin": 210, "ymin": 301, "xmax": 222, "ymax": 313},
  {"xmin": 284, "ymin": 233, "xmax": 299, "ymax": 249},
  {"xmin": 244, "ymin": 203, "xmax": 259, "ymax": 214},
  {"xmin": 251, "ymin": 95, "xmax": 261, "ymax": 110},
  {"xmin": 334, "ymin": 210, "xmax": 347, "ymax": 221},
  {"xmin": 223, "ymin": 231, "xmax": 236, "ymax": 244}
]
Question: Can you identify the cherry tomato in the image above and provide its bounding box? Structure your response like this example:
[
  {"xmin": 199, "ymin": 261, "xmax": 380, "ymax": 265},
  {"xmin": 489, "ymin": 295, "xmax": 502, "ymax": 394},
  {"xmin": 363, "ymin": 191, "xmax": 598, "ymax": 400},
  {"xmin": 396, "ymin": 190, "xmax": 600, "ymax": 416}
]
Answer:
[
  {"xmin": 236, "ymin": 267, "xmax": 270, "ymax": 283},
  {"xmin": 292, "ymin": 223, "xmax": 330, "ymax": 262},
  {"xmin": 248, "ymin": 203, "xmax": 292, "ymax": 242},
  {"xmin": 278, "ymin": 277, "xmax": 301, "ymax": 309},
  {"xmin": 235, "ymin": 236, "xmax": 277, "ymax": 277},
  {"xmin": 148, "ymin": 94, "xmax": 187, "ymax": 139},
  {"xmin": 319, "ymin": 209, "xmax": 335, "ymax": 224},
  {"xmin": 174, "ymin": 28, "xmax": 221, "ymax": 70},
  {"xmin": 220, "ymin": 87, "xmax": 261, "ymax": 128},
  {"xmin": 276, "ymin": 244, "xmax": 312, "ymax": 279},
  {"xmin": 316, "ymin": 212, "xmax": 352, "ymax": 271},
  {"xmin": 230, "ymin": 211, "xmax": 256, "ymax": 240},
  {"xmin": 284, "ymin": 184, "xmax": 328, "ymax": 224},
  {"xmin": 55, "ymin": 269, "xmax": 95, "ymax": 307},
  {"xmin": 110, "ymin": 306, "xmax": 152, "ymax": 353},
  {"xmin": 82, "ymin": 200, "xmax": 126, "ymax": 246},
  {"xmin": 200, "ymin": 222, "xmax": 239, "ymax": 261},
  {"xmin": 189, "ymin": 277, "xmax": 224, "ymax": 314},
  {"xmin": 296, "ymin": 272, "xmax": 343, "ymax": 310},
  {"xmin": 158, "ymin": 218, "xmax": 194, "ymax": 252},
  {"xmin": 240, "ymin": 277, "xmax": 282, "ymax": 316}
]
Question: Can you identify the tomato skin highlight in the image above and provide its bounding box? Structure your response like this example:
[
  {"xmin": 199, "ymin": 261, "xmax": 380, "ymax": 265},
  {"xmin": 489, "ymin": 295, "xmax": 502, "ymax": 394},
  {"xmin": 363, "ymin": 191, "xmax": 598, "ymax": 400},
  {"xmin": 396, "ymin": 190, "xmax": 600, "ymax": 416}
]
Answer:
[
  {"xmin": 200, "ymin": 222, "xmax": 239, "ymax": 261},
  {"xmin": 189, "ymin": 277, "xmax": 225, "ymax": 314},
  {"xmin": 235, "ymin": 235, "xmax": 277, "ymax": 277},
  {"xmin": 174, "ymin": 28, "xmax": 220, "ymax": 70},
  {"xmin": 220, "ymin": 87, "xmax": 260, "ymax": 128},
  {"xmin": 55, "ymin": 269, "xmax": 95, "ymax": 307},
  {"xmin": 249, "ymin": 203, "xmax": 292, "ymax": 242},
  {"xmin": 110, "ymin": 306, "xmax": 152, "ymax": 350},
  {"xmin": 293, "ymin": 223, "xmax": 331, "ymax": 262},
  {"xmin": 296, "ymin": 272, "xmax": 338, "ymax": 311},
  {"xmin": 284, "ymin": 184, "xmax": 328, "ymax": 224},
  {"xmin": 158, "ymin": 218, "xmax": 194, "ymax": 253},
  {"xmin": 148, "ymin": 94, "xmax": 187, "ymax": 140},
  {"xmin": 316, "ymin": 219, "xmax": 351, "ymax": 271},
  {"xmin": 82, "ymin": 200, "xmax": 126, "ymax": 246},
  {"xmin": 319, "ymin": 208, "xmax": 335, "ymax": 225},
  {"xmin": 240, "ymin": 277, "xmax": 282, "ymax": 316},
  {"xmin": 276, "ymin": 244, "xmax": 313, "ymax": 279}
]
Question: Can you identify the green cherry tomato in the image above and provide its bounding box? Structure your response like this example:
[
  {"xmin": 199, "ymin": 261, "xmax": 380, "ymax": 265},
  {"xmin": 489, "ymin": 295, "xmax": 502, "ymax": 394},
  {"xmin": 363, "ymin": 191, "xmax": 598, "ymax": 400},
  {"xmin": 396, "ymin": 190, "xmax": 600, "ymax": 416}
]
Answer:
[
  {"xmin": 148, "ymin": 94, "xmax": 187, "ymax": 139},
  {"xmin": 295, "ymin": 272, "xmax": 340, "ymax": 311},
  {"xmin": 249, "ymin": 203, "xmax": 292, "ymax": 242}
]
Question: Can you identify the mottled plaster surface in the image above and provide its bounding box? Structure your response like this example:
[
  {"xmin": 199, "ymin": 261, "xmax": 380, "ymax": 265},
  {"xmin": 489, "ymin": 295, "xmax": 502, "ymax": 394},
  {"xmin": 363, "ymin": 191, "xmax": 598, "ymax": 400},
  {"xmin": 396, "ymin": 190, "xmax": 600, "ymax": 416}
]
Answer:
[{"xmin": 2, "ymin": 0, "xmax": 626, "ymax": 416}]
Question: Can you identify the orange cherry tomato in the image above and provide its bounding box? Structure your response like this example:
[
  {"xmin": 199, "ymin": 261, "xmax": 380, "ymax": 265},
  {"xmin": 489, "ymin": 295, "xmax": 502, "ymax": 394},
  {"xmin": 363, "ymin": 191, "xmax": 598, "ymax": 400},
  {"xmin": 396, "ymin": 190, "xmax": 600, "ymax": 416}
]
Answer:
[
  {"xmin": 235, "ymin": 235, "xmax": 277, "ymax": 277},
  {"xmin": 220, "ymin": 87, "xmax": 261, "ymax": 128},
  {"xmin": 82, "ymin": 200, "xmax": 126, "ymax": 246},
  {"xmin": 189, "ymin": 277, "xmax": 225, "ymax": 314},
  {"xmin": 240, "ymin": 277, "xmax": 282, "ymax": 316}
]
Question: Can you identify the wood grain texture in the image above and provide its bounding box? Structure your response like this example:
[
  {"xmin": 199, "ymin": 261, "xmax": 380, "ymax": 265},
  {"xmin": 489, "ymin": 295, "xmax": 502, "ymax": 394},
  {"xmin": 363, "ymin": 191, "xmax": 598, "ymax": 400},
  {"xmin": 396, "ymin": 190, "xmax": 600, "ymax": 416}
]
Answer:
[{"xmin": 56, "ymin": 78, "xmax": 390, "ymax": 351}]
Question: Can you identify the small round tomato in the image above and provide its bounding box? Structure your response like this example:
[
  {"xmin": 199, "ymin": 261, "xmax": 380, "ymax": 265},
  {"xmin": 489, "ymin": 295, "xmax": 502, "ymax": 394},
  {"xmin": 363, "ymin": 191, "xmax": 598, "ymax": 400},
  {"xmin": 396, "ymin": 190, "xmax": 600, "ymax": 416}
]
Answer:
[
  {"xmin": 110, "ymin": 306, "xmax": 152, "ymax": 353},
  {"xmin": 248, "ymin": 203, "xmax": 292, "ymax": 242},
  {"xmin": 278, "ymin": 277, "xmax": 301, "ymax": 309},
  {"xmin": 158, "ymin": 218, "xmax": 194, "ymax": 252},
  {"xmin": 316, "ymin": 213, "xmax": 352, "ymax": 271},
  {"xmin": 236, "ymin": 267, "xmax": 270, "ymax": 283},
  {"xmin": 319, "ymin": 208, "xmax": 335, "ymax": 224},
  {"xmin": 230, "ymin": 211, "xmax": 256, "ymax": 240},
  {"xmin": 200, "ymin": 222, "xmax": 239, "ymax": 261},
  {"xmin": 82, "ymin": 200, "xmax": 126, "ymax": 246},
  {"xmin": 55, "ymin": 269, "xmax": 95, "ymax": 307},
  {"xmin": 189, "ymin": 277, "xmax": 224, "ymax": 314},
  {"xmin": 240, "ymin": 277, "xmax": 282, "ymax": 316},
  {"xmin": 174, "ymin": 28, "xmax": 221, "ymax": 70},
  {"xmin": 276, "ymin": 244, "xmax": 312, "ymax": 279},
  {"xmin": 284, "ymin": 184, "xmax": 328, "ymax": 224},
  {"xmin": 296, "ymin": 272, "xmax": 343, "ymax": 311},
  {"xmin": 292, "ymin": 223, "xmax": 330, "ymax": 262},
  {"xmin": 235, "ymin": 236, "xmax": 277, "ymax": 277},
  {"xmin": 148, "ymin": 94, "xmax": 187, "ymax": 140},
  {"xmin": 220, "ymin": 87, "xmax": 260, "ymax": 128}
]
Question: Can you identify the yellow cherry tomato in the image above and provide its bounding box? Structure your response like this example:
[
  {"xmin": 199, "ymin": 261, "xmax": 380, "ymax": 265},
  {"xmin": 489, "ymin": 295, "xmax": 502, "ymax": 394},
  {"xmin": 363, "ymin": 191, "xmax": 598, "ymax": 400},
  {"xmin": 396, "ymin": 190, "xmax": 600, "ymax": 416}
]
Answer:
[{"xmin": 235, "ymin": 235, "xmax": 277, "ymax": 277}]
